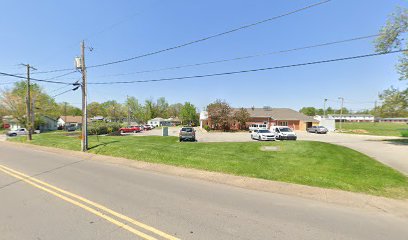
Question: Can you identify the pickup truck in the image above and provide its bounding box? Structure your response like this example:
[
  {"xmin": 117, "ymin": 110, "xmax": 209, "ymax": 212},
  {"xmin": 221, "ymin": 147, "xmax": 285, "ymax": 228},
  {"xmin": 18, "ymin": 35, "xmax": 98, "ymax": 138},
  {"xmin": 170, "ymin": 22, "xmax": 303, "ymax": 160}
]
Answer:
[
  {"xmin": 7, "ymin": 128, "xmax": 28, "ymax": 137},
  {"xmin": 119, "ymin": 126, "xmax": 142, "ymax": 134}
]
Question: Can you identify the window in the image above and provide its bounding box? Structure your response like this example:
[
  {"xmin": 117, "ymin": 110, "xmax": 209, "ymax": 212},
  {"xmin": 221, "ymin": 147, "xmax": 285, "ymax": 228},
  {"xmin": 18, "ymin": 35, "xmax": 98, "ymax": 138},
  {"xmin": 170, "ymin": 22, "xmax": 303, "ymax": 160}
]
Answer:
[{"xmin": 279, "ymin": 121, "xmax": 288, "ymax": 126}]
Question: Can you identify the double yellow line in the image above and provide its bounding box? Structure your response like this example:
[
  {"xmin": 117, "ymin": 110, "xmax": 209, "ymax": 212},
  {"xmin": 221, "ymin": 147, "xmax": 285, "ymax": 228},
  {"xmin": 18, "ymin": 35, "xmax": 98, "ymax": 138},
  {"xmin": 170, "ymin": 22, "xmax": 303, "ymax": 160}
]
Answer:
[{"xmin": 0, "ymin": 164, "xmax": 180, "ymax": 240}]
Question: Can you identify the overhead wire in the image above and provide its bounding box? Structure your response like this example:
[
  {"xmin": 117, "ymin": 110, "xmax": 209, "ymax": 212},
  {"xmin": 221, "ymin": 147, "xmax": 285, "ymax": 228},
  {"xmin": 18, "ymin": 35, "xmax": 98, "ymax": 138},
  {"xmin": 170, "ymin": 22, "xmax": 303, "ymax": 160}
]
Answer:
[
  {"xmin": 0, "ymin": 72, "xmax": 74, "ymax": 85},
  {"xmin": 95, "ymin": 34, "xmax": 379, "ymax": 78},
  {"xmin": 87, "ymin": 0, "xmax": 332, "ymax": 69},
  {"xmin": 88, "ymin": 49, "xmax": 405, "ymax": 85}
]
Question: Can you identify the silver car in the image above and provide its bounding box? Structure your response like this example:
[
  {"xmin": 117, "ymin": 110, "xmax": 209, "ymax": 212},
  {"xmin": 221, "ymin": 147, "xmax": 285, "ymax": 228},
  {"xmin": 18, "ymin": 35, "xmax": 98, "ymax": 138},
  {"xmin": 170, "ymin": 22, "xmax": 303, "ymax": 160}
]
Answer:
[{"xmin": 307, "ymin": 126, "xmax": 328, "ymax": 134}]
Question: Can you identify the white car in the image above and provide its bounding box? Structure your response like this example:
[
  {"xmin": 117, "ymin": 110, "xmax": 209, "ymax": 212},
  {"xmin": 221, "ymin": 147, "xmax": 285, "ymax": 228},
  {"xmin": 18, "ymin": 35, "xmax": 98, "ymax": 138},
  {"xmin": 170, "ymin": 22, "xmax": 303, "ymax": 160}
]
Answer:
[
  {"xmin": 251, "ymin": 129, "xmax": 276, "ymax": 141},
  {"xmin": 270, "ymin": 126, "xmax": 297, "ymax": 140},
  {"xmin": 7, "ymin": 128, "xmax": 28, "ymax": 137}
]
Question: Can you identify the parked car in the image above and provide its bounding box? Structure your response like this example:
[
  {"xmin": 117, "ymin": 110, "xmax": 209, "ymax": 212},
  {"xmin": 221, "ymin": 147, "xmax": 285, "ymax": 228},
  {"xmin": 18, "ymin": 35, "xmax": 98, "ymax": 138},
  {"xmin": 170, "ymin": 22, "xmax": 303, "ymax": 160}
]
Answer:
[
  {"xmin": 65, "ymin": 124, "xmax": 77, "ymax": 132},
  {"xmin": 119, "ymin": 126, "xmax": 142, "ymax": 134},
  {"xmin": 270, "ymin": 126, "xmax": 297, "ymax": 140},
  {"xmin": 179, "ymin": 127, "xmax": 196, "ymax": 142},
  {"xmin": 143, "ymin": 124, "xmax": 153, "ymax": 130},
  {"xmin": 249, "ymin": 124, "xmax": 268, "ymax": 132},
  {"xmin": 7, "ymin": 128, "xmax": 28, "ymax": 137},
  {"xmin": 251, "ymin": 129, "xmax": 276, "ymax": 141},
  {"xmin": 307, "ymin": 126, "xmax": 328, "ymax": 134}
]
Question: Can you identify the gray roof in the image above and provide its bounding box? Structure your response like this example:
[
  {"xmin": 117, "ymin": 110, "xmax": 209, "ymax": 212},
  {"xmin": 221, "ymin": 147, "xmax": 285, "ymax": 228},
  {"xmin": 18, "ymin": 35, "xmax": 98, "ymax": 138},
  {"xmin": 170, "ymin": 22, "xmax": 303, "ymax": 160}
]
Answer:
[{"xmin": 234, "ymin": 108, "xmax": 318, "ymax": 122}]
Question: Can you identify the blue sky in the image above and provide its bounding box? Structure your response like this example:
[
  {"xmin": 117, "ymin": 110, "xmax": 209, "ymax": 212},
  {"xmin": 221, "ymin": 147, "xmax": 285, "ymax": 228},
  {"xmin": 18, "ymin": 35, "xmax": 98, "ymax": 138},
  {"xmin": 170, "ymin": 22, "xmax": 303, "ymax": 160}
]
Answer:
[{"xmin": 0, "ymin": 0, "xmax": 407, "ymax": 112}]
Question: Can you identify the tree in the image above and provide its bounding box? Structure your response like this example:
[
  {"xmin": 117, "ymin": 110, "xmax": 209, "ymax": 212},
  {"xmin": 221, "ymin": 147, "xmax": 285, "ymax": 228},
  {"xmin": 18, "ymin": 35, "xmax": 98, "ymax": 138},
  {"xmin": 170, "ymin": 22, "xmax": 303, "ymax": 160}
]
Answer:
[
  {"xmin": 0, "ymin": 81, "xmax": 58, "ymax": 127},
  {"xmin": 167, "ymin": 103, "xmax": 183, "ymax": 117},
  {"xmin": 299, "ymin": 107, "xmax": 317, "ymax": 116},
  {"xmin": 101, "ymin": 100, "xmax": 124, "ymax": 122},
  {"xmin": 375, "ymin": 7, "xmax": 408, "ymax": 80},
  {"xmin": 376, "ymin": 87, "xmax": 408, "ymax": 117},
  {"xmin": 155, "ymin": 97, "xmax": 169, "ymax": 118},
  {"xmin": 58, "ymin": 102, "xmax": 82, "ymax": 116},
  {"xmin": 143, "ymin": 99, "xmax": 156, "ymax": 122},
  {"xmin": 125, "ymin": 97, "xmax": 144, "ymax": 122},
  {"xmin": 88, "ymin": 102, "xmax": 104, "ymax": 117},
  {"xmin": 179, "ymin": 102, "xmax": 198, "ymax": 125},
  {"xmin": 207, "ymin": 99, "xmax": 232, "ymax": 131},
  {"xmin": 233, "ymin": 108, "xmax": 250, "ymax": 130}
]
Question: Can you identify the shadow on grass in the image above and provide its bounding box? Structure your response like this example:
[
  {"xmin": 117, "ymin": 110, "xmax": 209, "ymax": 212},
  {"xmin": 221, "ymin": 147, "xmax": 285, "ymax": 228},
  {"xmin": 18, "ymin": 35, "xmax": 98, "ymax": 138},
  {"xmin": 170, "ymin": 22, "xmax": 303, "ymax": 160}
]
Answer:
[{"xmin": 88, "ymin": 140, "xmax": 120, "ymax": 150}]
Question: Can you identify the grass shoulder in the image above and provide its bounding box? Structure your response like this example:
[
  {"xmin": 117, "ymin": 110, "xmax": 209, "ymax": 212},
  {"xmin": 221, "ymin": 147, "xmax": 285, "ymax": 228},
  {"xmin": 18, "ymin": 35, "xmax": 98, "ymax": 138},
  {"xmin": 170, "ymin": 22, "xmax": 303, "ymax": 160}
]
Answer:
[
  {"xmin": 336, "ymin": 122, "xmax": 408, "ymax": 137},
  {"xmin": 9, "ymin": 132, "xmax": 408, "ymax": 199}
]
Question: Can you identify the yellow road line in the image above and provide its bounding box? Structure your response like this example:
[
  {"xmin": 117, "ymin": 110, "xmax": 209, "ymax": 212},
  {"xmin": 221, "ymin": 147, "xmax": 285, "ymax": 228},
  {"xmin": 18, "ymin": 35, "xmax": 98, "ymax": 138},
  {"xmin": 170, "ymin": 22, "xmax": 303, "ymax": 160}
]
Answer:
[{"xmin": 0, "ymin": 164, "xmax": 180, "ymax": 240}]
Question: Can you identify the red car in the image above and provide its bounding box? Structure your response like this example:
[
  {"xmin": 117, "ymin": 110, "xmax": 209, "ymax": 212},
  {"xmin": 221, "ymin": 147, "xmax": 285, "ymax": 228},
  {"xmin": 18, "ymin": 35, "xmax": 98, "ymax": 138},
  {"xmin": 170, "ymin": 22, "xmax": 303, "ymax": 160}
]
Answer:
[{"xmin": 119, "ymin": 126, "xmax": 141, "ymax": 133}]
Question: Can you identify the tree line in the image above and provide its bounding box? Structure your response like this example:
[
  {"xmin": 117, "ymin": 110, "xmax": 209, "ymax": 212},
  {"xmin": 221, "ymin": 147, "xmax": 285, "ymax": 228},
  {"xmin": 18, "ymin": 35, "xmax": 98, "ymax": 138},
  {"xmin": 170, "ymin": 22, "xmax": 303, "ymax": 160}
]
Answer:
[{"xmin": 0, "ymin": 81, "xmax": 199, "ymax": 127}]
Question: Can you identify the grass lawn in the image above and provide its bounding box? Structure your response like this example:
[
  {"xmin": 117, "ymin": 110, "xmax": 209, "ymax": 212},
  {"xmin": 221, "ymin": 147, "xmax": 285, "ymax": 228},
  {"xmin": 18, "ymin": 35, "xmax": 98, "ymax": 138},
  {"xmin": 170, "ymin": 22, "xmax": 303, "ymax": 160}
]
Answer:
[
  {"xmin": 9, "ymin": 132, "xmax": 408, "ymax": 199},
  {"xmin": 336, "ymin": 122, "xmax": 408, "ymax": 137}
]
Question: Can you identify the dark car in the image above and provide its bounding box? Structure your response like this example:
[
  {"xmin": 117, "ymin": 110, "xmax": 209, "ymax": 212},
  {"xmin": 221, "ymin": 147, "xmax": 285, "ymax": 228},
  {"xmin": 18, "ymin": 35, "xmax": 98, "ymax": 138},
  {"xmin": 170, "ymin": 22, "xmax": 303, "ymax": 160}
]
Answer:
[
  {"xmin": 307, "ymin": 126, "xmax": 328, "ymax": 134},
  {"xmin": 179, "ymin": 127, "xmax": 196, "ymax": 142}
]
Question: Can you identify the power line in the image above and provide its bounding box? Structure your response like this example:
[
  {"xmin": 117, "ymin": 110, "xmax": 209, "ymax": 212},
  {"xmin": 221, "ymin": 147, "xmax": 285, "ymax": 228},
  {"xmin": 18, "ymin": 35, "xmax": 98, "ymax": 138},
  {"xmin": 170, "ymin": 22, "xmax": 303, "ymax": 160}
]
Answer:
[
  {"xmin": 88, "ymin": 49, "xmax": 405, "ymax": 85},
  {"xmin": 95, "ymin": 34, "xmax": 378, "ymax": 78},
  {"xmin": 87, "ymin": 0, "xmax": 332, "ymax": 69},
  {"xmin": 52, "ymin": 89, "xmax": 77, "ymax": 98},
  {"xmin": 0, "ymin": 72, "xmax": 74, "ymax": 85}
]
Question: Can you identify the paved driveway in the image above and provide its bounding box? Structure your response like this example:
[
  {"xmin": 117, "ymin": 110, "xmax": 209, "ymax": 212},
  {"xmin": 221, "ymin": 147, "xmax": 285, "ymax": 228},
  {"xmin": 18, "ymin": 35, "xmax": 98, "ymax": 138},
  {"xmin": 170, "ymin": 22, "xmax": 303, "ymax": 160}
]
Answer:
[{"xmin": 139, "ymin": 128, "xmax": 408, "ymax": 175}]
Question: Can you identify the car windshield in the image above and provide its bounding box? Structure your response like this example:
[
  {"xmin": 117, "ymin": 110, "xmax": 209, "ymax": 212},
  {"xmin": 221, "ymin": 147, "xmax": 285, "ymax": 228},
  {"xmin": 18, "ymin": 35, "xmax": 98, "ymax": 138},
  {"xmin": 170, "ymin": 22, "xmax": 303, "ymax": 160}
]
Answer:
[
  {"xmin": 181, "ymin": 128, "xmax": 193, "ymax": 132},
  {"xmin": 317, "ymin": 126, "xmax": 325, "ymax": 128},
  {"xmin": 258, "ymin": 130, "xmax": 271, "ymax": 133},
  {"xmin": 279, "ymin": 127, "xmax": 292, "ymax": 132}
]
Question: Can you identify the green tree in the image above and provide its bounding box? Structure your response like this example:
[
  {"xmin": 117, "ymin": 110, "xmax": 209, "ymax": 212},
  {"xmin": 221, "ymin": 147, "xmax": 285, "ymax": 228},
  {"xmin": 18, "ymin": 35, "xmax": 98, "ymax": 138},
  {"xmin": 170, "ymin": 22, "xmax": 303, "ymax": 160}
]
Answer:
[
  {"xmin": 125, "ymin": 97, "xmax": 144, "ymax": 122},
  {"xmin": 0, "ymin": 81, "xmax": 58, "ymax": 127},
  {"xmin": 167, "ymin": 103, "xmax": 183, "ymax": 117},
  {"xmin": 377, "ymin": 87, "xmax": 408, "ymax": 117},
  {"xmin": 233, "ymin": 107, "xmax": 250, "ymax": 130},
  {"xmin": 155, "ymin": 97, "xmax": 169, "ymax": 118},
  {"xmin": 299, "ymin": 107, "xmax": 317, "ymax": 116},
  {"xmin": 375, "ymin": 7, "xmax": 408, "ymax": 80},
  {"xmin": 101, "ymin": 100, "xmax": 124, "ymax": 122},
  {"xmin": 207, "ymin": 99, "xmax": 232, "ymax": 131},
  {"xmin": 88, "ymin": 102, "xmax": 105, "ymax": 117},
  {"xmin": 58, "ymin": 102, "xmax": 82, "ymax": 116},
  {"xmin": 179, "ymin": 102, "xmax": 198, "ymax": 125}
]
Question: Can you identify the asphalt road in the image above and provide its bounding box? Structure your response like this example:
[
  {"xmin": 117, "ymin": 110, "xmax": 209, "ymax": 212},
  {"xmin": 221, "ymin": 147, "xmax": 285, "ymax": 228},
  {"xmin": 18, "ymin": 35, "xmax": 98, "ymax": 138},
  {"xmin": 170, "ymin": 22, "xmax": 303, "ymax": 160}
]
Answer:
[{"xmin": 1, "ymin": 143, "xmax": 408, "ymax": 240}]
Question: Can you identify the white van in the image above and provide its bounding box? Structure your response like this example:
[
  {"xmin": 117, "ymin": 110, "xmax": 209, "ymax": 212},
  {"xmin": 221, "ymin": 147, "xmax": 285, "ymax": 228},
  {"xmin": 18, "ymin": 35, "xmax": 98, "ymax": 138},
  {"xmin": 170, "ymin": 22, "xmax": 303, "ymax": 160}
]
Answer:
[
  {"xmin": 270, "ymin": 126, "xmax": 297, "ymax": 140},
  {"xmin": 249, "ymin": 124, "xmax": 268, "ymax": 132}
]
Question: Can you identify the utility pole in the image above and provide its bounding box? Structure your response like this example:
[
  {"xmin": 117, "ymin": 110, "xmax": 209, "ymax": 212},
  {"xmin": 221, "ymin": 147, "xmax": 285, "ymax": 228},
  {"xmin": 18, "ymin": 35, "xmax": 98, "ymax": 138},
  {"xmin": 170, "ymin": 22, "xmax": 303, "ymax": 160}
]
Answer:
[
  {"xmin": 22, "ymin": 64, "xmax": 36, "ymax": 141},
  {"xmin": 77, "ymin": 40, "xmax": 88, "ymax": 152},
  {"xmin": 127, "ymin": 95, "xmax": 130, "ymax": 126},
  {"xmin": 338, "ymin": 97, "xmax": 344, "ymax": 132},
  {"xmin": 374, "ymin": 100, "xmax": 378, "ymax": 125},
  {"xmin": 323, "ymin": 98, "xmax": 328, "ymax": 118}
]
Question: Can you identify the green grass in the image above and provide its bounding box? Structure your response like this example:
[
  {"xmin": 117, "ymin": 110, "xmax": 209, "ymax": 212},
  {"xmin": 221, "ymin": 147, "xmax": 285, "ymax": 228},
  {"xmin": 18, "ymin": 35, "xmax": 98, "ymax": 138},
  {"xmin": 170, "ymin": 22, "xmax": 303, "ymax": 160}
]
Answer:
[
  {"xmin": 9, "ymin": 132, "xmax": 408, "ymax": 199},
  {"xmin": 336, "ymin": 122, "xmax": 408, "ymax": 137}
]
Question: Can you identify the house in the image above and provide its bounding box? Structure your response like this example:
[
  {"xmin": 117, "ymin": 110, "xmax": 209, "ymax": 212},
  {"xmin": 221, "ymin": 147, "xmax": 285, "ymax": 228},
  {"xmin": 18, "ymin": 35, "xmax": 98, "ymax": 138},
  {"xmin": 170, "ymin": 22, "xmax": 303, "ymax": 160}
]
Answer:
[
  {"xmin": 57, "ymin": 116, "xmax": 86, "ymax": 129},
  {"xmin": 2, "ymin": 116, "xmax": 22, "ymax": 130},
  {"xmin": 328, "ymin": 114, "xmax": 374, "ymax": 122},
  {"xmin": 90, "ymin": 116, "xmax": 105, "ymax": 122},
  {"xmin": 37, "ymin": 116, "xmax": 58, "ymax": 132},
  {"xmin": 205, "ymin": 107, "xmax": 319, "ymax": 131},
  {"xmin": 148, "ymin": 118, "xmax": 165, "ymax": 127},
  {"xmin": 200, "ymin": 111, "xmax": 209, "ymax": 129},
  {"xmin": 2, "ymin": 115, "xmax": 57, "ymax": 132}
]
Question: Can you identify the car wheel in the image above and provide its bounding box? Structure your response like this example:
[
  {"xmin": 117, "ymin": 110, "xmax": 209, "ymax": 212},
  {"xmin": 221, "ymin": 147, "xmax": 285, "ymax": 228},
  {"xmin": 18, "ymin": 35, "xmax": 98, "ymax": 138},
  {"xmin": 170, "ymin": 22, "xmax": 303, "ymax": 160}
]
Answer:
[
  {"xmin": 258, "ymin": 136, "xmax": 261, "ymax": 141},
  {"xmin": 179, "ymin": 138, "xmax": 183, "ymax": 142},
  {"xmin": 133, "ymin": 130, "xmax": 137, "ymax": 133}
]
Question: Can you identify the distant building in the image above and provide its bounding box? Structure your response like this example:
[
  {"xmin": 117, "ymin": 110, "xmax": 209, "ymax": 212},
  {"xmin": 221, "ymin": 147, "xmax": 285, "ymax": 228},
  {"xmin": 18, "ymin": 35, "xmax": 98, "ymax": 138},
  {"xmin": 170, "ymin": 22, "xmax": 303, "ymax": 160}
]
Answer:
[
  {"xmin": 37, "ymin": 116, "xmax": 58, "ymax": 132},
  {"xmin": 57, "ymin": 116, "xmax": 88, "ymax": 129},
  {"xmin": 204, "ymin": 107, "xmax": 319, "ymax": 131},
  {"xmin": 328, "ymin": 114, "xmax": 374, "ymax": 122},
  {"xmin": 148, "ymin": 117, "xmax": 181, "ymax": 127},
  {"xmin": 376, "ymin": 117, "xmax": 408, "ymax": 123}
]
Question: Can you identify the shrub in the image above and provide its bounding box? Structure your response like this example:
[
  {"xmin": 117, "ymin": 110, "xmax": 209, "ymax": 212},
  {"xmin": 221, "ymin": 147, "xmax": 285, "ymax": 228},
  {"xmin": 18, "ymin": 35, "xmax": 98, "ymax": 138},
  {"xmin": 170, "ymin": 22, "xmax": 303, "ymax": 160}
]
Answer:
[
  {"xmin": 401, "ymin": 130, "xmax": 408, "ymax": 137},
  {"xmin": 204, "ymin": 125, "xmax": 211, "ymax": 132},
  {"xmin": 88, "ymin": 122, "xmax": 122, "ymax": 135}
]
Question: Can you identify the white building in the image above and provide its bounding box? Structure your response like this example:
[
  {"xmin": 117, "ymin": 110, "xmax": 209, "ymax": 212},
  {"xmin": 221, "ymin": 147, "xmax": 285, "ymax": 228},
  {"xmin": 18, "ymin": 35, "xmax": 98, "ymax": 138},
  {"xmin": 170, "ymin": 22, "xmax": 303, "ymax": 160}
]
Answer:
[
  {"xmin": 199, "ymin": 111, "xmax": 208, "ymax": 129},
  {"xmin": 314, "ymin": 115, "xmax": 335, "ymax": 131},
  {"xmin": 328, "ymin": 114, "xmax": 374, "ymax": 122},
  {"xmin": 148, "ymin": 118, "xmax": 165, "ymax": 127}
]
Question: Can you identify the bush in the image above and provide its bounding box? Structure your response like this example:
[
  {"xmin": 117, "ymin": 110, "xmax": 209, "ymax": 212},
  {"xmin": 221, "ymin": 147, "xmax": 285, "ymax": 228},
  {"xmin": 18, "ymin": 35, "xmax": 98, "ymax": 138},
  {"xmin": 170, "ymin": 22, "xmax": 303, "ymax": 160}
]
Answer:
[
  {"xmin": 401, "ymin": 130, "xmax": 408, "ymax": 137},
  {"xmin": 204, "ymin": 125, "xmax": 211, "ymax": 132},
  {"xmin": 88, "ymin": 122, "xmax": 122, "ymax": 135}
]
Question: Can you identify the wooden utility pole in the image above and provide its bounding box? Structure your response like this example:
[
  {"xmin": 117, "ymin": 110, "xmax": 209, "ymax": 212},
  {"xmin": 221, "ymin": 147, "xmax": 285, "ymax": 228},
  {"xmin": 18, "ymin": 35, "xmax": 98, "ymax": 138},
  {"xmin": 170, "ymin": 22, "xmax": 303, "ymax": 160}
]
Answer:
[
  {"xmin": 127, "ymin": 95, "xmax": 130, "ymax": 126},
  {"xmin": 80, "ymin": 41, "xmax": 88, "ymax": 152},
  {"xmin": 23, "ymin": 64, "xmax": 36, "ymax": 141},
  {"xmin": 338, "ymin": 97, "xmax": 344, "ymax": 132}
]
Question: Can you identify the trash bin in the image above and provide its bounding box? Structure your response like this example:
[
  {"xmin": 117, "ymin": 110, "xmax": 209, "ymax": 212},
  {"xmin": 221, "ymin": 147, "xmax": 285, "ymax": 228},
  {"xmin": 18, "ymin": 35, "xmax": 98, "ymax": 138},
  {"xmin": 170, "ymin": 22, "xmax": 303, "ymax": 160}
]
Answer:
[{"xmin": 162, "ymin": 127, "xmax": 168, "ymax": 136}]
